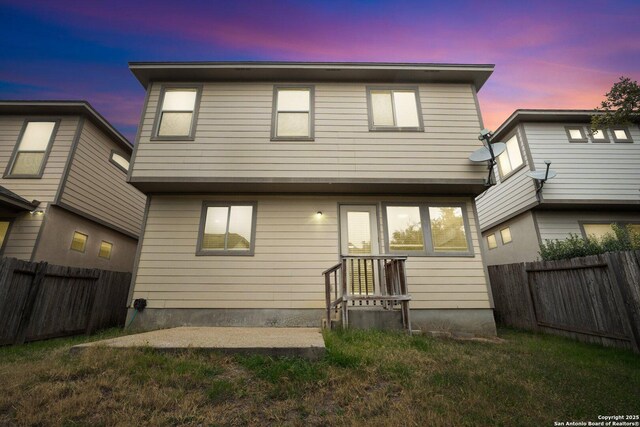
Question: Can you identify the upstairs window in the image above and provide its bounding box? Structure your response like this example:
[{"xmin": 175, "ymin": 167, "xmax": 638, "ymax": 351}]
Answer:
[
  {"xmin": 612, "ymin": 127, "xmax": 632, "ymax": 143},
  {"xmin": 591, "ymin": 129, "xmax": 610, "ymax": 143},
  {"xmin": 497, "ymin": 134, "xmax": 524, "ymax": 179},
  {"xmin": 6, "ymin": 120, "xmax": 58, "ymax": 177},
  {"xmin": 110, "ymin": 151, "xmax": 130, "ymax": 173},
  {"xmin": 155, "ymin": 87, "xmax": 200, "ymax": 139},
  {"xmin": 197, "ymin": 202, "xmax": 257, "ymax": 256},
  {"xmin": 272, "ymin": 86, "xmax": 314, "ymax": 140},
  {"xmin": 367, "ymin": 87, "xmax": 423, "ymax": 131},
  {"xmin": 565, "ymin": 126, "xmax": 587, "ymax": 143}
]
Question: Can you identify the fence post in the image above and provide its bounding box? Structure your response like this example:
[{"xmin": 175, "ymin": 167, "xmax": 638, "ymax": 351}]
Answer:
[
  {"xmin": 605, "ymin": 253, "xmax": 640, "ymax": 353},
  {"xmin": 523, "ymin": 262, "xmax": 541, "ymax": 332},
  {"xmin": 14, "ymin": 261, "xmax": 48, "ymax": 344},
  {"xmin": 84, "ymin": 269, "xmax": 102, "ymax": 335}
]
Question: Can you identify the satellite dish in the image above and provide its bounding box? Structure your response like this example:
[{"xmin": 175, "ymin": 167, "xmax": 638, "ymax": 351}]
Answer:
[
  {"xmin": 527, "ymin": 161, "xmax": 556, "ymax": 193},
  {"xmin": 527, "ymin": 170, "xmax": 557, "ymax": 180},
  {"xmin": 468, "ymin": 142, "xmax": 506, "ymax": 163}
]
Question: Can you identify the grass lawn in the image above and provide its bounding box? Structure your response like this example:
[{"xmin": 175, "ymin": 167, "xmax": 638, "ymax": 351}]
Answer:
[{"xmin": 1, "ymin": 328, "xmax": 638, "ymax": 426}]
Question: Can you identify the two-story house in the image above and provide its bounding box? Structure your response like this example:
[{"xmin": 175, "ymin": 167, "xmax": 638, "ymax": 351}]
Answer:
[
  {"xmin": 125, "ymin": 61, "xmax": 497, "ymax": 335},
  {"xmin": 0, "ymin": 101, "xmax": 147, "ymax": 271},
  {"xmin": 477, "ymin": 109, "xmax": 640, "ymax": 265}
]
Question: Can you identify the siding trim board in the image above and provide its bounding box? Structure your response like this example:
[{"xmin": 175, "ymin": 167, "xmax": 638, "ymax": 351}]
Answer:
[
  {"xmin": 55, "ymin": 201, "xmax": 138, "ymax": 239},
  {"xmin": 54, "ymin": 117, "xmax": 85, "ymax": 205},
  {"xmin": 471, "ymin": 199, "xmax": 494, "ymax": 308},
  {"xmin": 517, "ymin": 123, "xmax": 536, "ymax": 171},
  {"xmin": 151, "ymin": 83, "xmax": 203, "ymax": 141},
  {"xmin": 471, "ymin": 84, "xmax": 484, "ymax": 128},
  {"xmin": 127, "ymin": 82, "xmax": 153, "ymax": 182},
  {"xmin": 3, "ymin": 118, "xmax": 61, "ymax": 179},
  {"xmin": 29, "ymin": 204, "xmax": 50, "ymax": 261},
  {"xmin": 270, "ymin": 84, "xmax": 315, "ymax": 141},
  {"xmin": 195, "ymin": 201, "xmax": 258, "ymax": 256},
  {"xmin": 480, "ymin": 200, "xmax": 540, "ymax": 232},
  {"xmin": 127, "ymin": 195, "xmax": 152, "ymax": 307},
  {"xmin": 0, "ymin": 217, "xmax": 16, "ymax": 256}
]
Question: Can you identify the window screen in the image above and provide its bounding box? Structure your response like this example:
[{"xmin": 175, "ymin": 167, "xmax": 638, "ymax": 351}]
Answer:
[
  {"xmin": 10, "ymin": 121, "xmax": 56, "ymax": 176},
  {"xmin": 369, "ymin": 89, "xmax": 421, "ymax": 129},
  {"xmin": 429, "ymin": 207, "xmax": 469, "ymax": 253},
  {"xmin": 386, "ymin": 206, "xmax": 424, "ymax": 252},
  {"xmin": 497, "ymin": 134, "xmax": 524, "ymax": 177},
  {"xmin": 157, "ymin": 88, "xmax": 198, "ymax": 137},
  {"xmin": 273, "ymin": 88, "xmax": 312, "ymax": 138}
]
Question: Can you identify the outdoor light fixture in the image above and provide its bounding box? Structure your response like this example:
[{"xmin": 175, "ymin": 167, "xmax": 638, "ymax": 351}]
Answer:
[
  {"xmin": 30, "ymin": 209, "xmax": 44, "ymax": 216},
  {"xmin": 316, "ymin": 211, "xmax": 323, "ymax": 218}
]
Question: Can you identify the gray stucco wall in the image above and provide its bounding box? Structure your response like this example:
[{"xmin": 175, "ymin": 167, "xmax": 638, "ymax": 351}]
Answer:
[
  {"xmin": 32, "ymin": 205, "xmax": 138, "ymax": 271},
  {"xmin": 482, "ymin": 211, "xmax": 541, "ymax": 265}
]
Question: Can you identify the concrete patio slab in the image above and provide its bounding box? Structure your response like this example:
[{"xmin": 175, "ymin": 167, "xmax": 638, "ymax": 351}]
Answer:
[{"xmin": 71, "ymin": 327, "xmax": 326, "ymax": 360}]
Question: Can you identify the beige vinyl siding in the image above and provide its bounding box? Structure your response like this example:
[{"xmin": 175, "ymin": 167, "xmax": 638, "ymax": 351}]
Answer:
[
  {"xmin": 0, "ymin": 115, "xmax": 78, "ymax": 259},
  {"xmin": 59, "ymin": 120, "xmax": 146, "ymax": 236},
  {"xmin": 131, "ymin": 82, "xmax": 486, "ymax": 181},
  {"xmin": 476, "ymin": 125, "xmax": 538, "ymax": 231},
  {"xmin": 535, "ymin": 210, "xmax": 640, "ymax": 242},
  {"xmin": 524, "ymin": 123, "xmax": 640, "ymax": 201},
  {"xmin": 131, "ymin": 195, "xmax": 490, "ymax": 310}
]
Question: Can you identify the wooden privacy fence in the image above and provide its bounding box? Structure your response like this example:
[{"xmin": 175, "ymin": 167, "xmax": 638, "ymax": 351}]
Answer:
[
  {"xmin": 488, "ymin": 251, "xmax": 640, "ymax": 353},
  {"xmin": 0, "ymin": 257, "xmax": 132, "ymax": 346}
]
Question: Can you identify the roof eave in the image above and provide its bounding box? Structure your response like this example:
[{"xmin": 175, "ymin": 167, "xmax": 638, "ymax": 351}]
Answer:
[
  {"xmin": 491, "ymin": 109, "xmax": 606, "ymax": 142},
  {"xmin": 128, "ymin": 61, "xmax": 495, "ymax": 91},
  {"xmin": 0, "ymin": 101, "xmax": 132, "ymax": 153}
]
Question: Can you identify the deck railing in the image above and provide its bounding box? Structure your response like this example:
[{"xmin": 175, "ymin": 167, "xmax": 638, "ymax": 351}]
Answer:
[{"xmin": 322, "ymin": 255, "xmax": 411, "ymax": 332}]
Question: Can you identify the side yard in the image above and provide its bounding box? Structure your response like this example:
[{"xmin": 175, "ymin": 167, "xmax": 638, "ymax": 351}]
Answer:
[{"xmin": 1, "ymin": 328, "xmax": 638, "ymax": 425}]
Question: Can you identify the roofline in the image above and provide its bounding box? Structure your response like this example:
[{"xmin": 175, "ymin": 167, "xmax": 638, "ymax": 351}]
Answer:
[
  {"xmin": 491, "ymin": 109, "xmax": 606, "ymax": 142},
  {"xmin": 129, "ymin": 60, "xmax": 496, "ymax": 68},
  {"xmin": 0, "ymin": 187, "xmax": 40, "ymax": 211},
  {"xmin": 128, "ymin": 61, "xmax": 495, "ymax": 90},
  {"xmin": 0, "ymin": 100, "xmax": 132, "ymax": 153}
]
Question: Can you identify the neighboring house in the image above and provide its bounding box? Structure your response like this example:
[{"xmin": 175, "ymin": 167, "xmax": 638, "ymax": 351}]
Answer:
[
  {"xmin": 125, "ymin": 61, "xmax": 498, "ymax": 335},
  {"xmin": 0, "ymin": 101, "xmax": 147, "ymax": 271},
  {"xmin": 477, "ymin": 110, "xmax": 640, "ymax": 265}
]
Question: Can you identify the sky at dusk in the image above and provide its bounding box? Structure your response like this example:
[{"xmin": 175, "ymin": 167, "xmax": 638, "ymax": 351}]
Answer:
[{"xmin": 1, "ymin": 0, "xmax": 639, "ymax": 142}]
